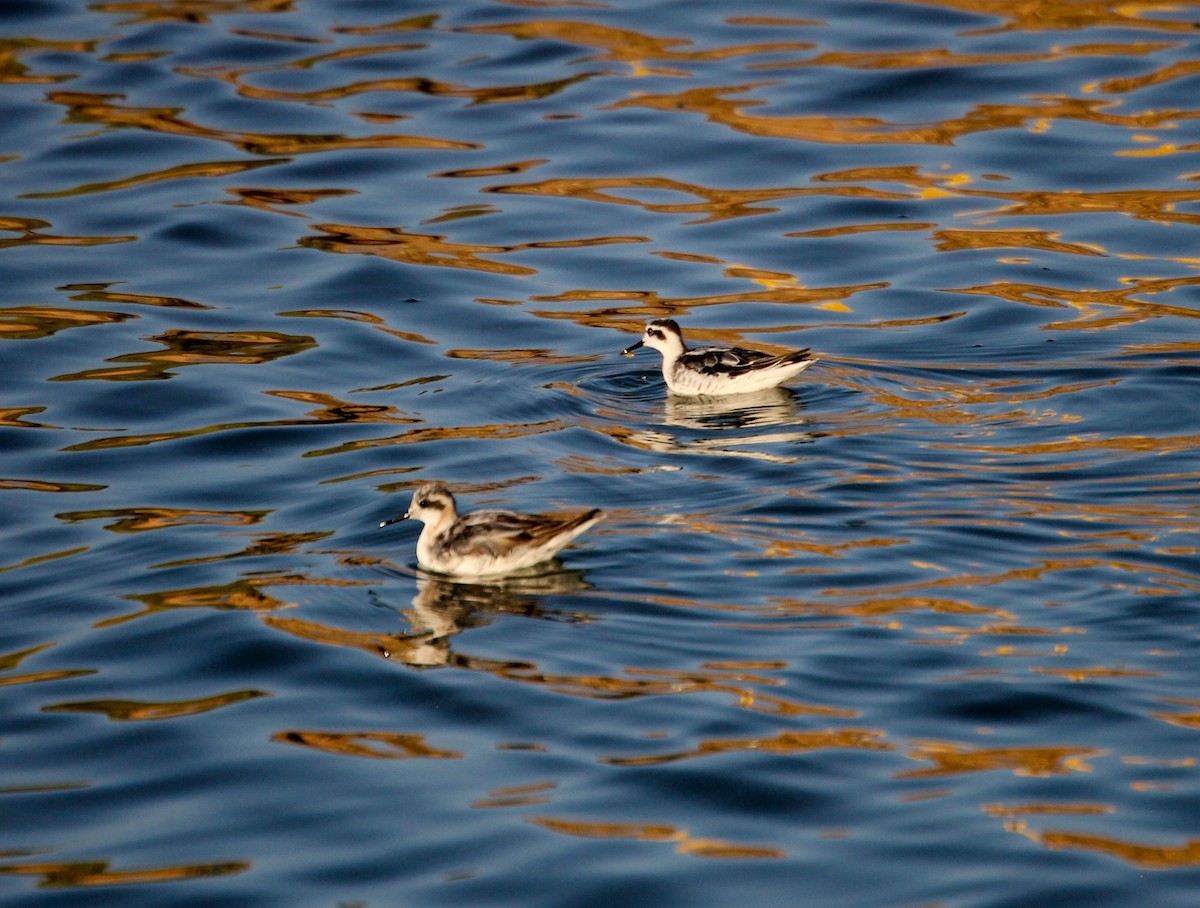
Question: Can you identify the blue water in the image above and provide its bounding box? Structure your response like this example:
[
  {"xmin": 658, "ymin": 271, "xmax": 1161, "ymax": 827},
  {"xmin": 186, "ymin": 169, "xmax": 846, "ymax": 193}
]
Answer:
[{"xmin": 3, "ymin": 0, "xmax": 1200, "ymax": 904}]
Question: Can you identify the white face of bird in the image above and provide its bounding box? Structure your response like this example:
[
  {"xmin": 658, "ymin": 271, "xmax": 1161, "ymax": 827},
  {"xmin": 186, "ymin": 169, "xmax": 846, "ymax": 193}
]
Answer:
[
  {"xmin": 380, "ymin": 483, "xmax": 456, "ymax": 528},
  {"xmin": 623, "ymin": 319, "xmax": 685, "ymax": 357}
]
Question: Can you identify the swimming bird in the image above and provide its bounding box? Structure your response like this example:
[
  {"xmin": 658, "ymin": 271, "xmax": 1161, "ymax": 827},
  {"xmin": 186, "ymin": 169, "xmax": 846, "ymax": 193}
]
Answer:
[
  {"xmin": 622, "ymin": 318, "xmax": 817, "ymax": 396},
  {"xmin": 380, "ymin": 482, "xmax": 602, "ymax": 577}
]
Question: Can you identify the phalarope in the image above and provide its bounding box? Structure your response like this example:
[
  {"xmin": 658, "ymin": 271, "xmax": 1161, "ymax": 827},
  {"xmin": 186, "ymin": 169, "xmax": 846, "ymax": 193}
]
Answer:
[
  {"xmin": 380, "ymin": 482, "xmax": 602, "ymax": 577},
  {"xmin": 622, "ymin": 318, "xmax": 817, "ymax": 396}
]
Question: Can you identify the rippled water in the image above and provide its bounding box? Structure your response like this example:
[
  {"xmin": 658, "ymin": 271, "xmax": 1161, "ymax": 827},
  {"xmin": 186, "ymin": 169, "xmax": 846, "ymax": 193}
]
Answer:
[{"xmin": 3, "ymin": 0, "xmax": 1200, "ymax": 904}]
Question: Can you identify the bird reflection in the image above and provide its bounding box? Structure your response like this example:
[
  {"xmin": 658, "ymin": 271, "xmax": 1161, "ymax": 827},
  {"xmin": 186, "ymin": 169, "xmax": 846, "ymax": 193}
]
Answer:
[
  {"xmin": 663, "ymin": 385, "xmax": 801, "ymax": 430},
  {"xmin": 388, "ymin": 565, "xmax": 593, "ymax": 668},
  {"xmin": 620, "ymin": 387, "xmax": 815, "ymax": 462}
]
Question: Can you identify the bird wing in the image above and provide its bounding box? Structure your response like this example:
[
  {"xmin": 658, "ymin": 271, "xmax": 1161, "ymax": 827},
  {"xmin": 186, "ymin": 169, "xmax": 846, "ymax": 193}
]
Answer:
[
  {"xmin": 682, "ymin": 345, "xmax": 789, "ymax": 376},
  {"xmin": 441, "ymin": 509, "xmax": 599, "ymax": 558}
]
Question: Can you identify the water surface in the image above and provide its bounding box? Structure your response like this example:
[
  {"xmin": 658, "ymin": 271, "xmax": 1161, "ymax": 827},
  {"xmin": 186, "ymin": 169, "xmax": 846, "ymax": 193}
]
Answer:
[{"xmin": 3, "ymin": 1, "xmax": 1200, "ymax": 905}]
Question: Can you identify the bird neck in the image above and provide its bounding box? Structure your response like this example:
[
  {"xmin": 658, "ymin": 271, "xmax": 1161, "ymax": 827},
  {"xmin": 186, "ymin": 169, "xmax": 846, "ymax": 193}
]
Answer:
[{"xmin": 658, "ymin": 337, "xmax": 686, "ymax": 370}]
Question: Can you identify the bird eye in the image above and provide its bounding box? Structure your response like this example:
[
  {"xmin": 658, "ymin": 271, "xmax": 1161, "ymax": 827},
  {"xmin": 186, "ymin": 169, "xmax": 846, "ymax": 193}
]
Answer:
[
  {"xmin": 418, "ymin": 499, "xmax": 430, "ymax": 508},
  {"xmin": 649, "ymin": 329, "xmax": 662, "ymax": 339}
]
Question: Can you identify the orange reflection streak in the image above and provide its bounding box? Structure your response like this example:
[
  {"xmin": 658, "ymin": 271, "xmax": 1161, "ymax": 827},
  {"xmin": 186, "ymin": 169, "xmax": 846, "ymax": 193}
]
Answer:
[
  {"xmin": 98, "ymin": 574, "xmax": 367, "ymax": 627},
  {"xmin": 153, "ymin": 531, "xmax": 332, "ymax": 569},
  {"xmin": 0, "ymin": 643, "xmax": 95, "ymax": 689},
  {"xmin": 61, "ymin": 389, "xmax": 422, "ymax": 452},
  {"xmin": 0, "ymin": 547, "xmax": 90, "ymax": 575},
  {"xmin": 0, "ymin": 668, "xmax": 96, "ymax": 689},
  {"xmin": 1098, "ymin": 58, "xmax": 1200, "ymax": 94},
  {"xmin": 489, "ymin": 175, "xmax": 909, "ymax": 224},
  {"xmin": 200, "ymin": 63, "xmax": 596, "ymax": 106},
  {"xmin": 305, "ymin": 419, "xmax": 564, "ymax": 458},
  {"xmin": 528, "ymin": 816, "xmax": 784, "ymax": 859},
  {"xmin": 332, "ymin": 14, "xmax": 439, "ymax": 35},
  {"xmin": 528, "ymin": 280, "xmax": 888, "ymax": 333},
  {"xmin": 222, "ymin": 186, "xmax": 356, "ymax": 217},
  {"xmin": 787, "ymin": 221, "xmax": 936, "ymax": 238},
  {"xmin": 60, "ymin": 282, "xmax": 211, "ymax": 310},
  {"xmin": 983, "ymin": 802, "xmax": 1115, "ymax": 817},
  {"xmin": 0, "ymin": 407, "xmax": 60, "ymax": 429},
  {"xmin": 279, "ymin": 308, "xmax": 436, "ymax": 345},
  {"xmin": 20, "ymin": 158, "xmax": 287, "ymax": 200},
  {"xmin": 945, "ymin": 277, "xmax": 1200, "ymax": 330},
  {"xmin": 473, "ymin": 780, "xmax": 557, "ymax": 808},
  {"xmin": 752, "ymin": 41, "xmax": 1173, "ymax": 71},
  {"xmin": 0, "ymin": 38, "xmax": 96, "ymax": 84},
  {"xmin": 0, "ymin": 306, "xmax": 135, "ymax": 340},
  {"xmin": 960, "ymin": 187, "xmax": 1200, "ymax": 227},
  {"xmin": 264, "ymin": 613, "xmax": 845, "ymax": 716},
  {"xmin": 264, "ymin": 615, "xmax": 449, "ymax": 664},
  {"xmin": 602, "ymin": 728, "xmax": 891, "ymax": 766},
  {"xmin": 46, "ymin": 91, "xmax": 478, "ymax": 155},
  {"xmin": 932, "ymin": 228, "xmax": 1105, "ymax": 256},
  {"xmin": 54, "ymin": 507, "xmax": 270, "ymax": 532},
  {"xmin": 1151, "ymin": 698, "xmax": 1200, "ymax": 730},
  {"xmin": 1030, "ymin": 666, "xmax": 1160, "ymax": 683},
  {"xmin": 935, "ymin": 433, "xmax": 1200, "ymax": 462},
  {"xmin": 899, "ymin": 741, "xmax": 1101, "ymax": 778},
  {"xmin": 2, "ymin": 478, "xmax": 104, "ymax": 492},
  {"xmin": 52, "ymin": 329, "xmax": 316, "ymax": 382},
  {"xmin": 446, "ymin": 347, "xmax": 598, "ymax": 366},
  {"xmin": 0, "ymin": 215, "xmax": 134, "ymax": 248},
  {"xmin": 501, "ymin": 665, "xmax": 855, "ymax": 717},
  {"xmin": 823, "ymin": 557, "xmax": 1200, "ymax": 603},
  {"xmin": 300, "ymin": 222, "xmax": 647, "ymax": 274},
  {"xmin": 891, "ymin": 0, "xmax": 1200, "ymax": 35},
  {"xmin": 608, "ymin": 85, "xmax": 1194, "ymax": 145},
  {"xmin": 0, "ymin": 858, "xmax": 250, "ymax": 888},
  {"xmin": 461, "ymin": 20, "xmax": 814, "ymax": 75},
  {"xmin": 43, "ymin": 689, "xmax": 268, "ymax": 720},
  {"xmin": 772, "ymin": 595, "xmax": 1015, "ymax": 622},
  {"xmin": 91, "ymin": 0, "xmax": 292, "ymax": 25},
  {"xmin": 1008, "ymin": 821, "xmax": 1200, "ymax": 869},
  {"xmin": 273, "ymin": 730, "xmax": 462, "ymax": 759}
]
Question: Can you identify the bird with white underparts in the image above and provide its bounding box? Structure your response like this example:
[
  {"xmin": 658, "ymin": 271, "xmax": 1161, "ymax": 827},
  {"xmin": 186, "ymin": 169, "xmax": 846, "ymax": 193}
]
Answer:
[
  {"xmin": 380, "ymin": 482, "xmax": 602, "ymax": 577},
  {"xmin": 622, "ymin": 318, "xmax": 817, "ymax": 396}
]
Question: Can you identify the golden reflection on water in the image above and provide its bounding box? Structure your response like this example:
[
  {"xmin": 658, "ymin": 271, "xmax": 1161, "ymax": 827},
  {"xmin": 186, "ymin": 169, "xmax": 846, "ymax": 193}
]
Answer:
[
  {"xmin": 52, "ymin": 329, "xmax": 317, "ymax": 382},
  {"xmin": 43, "ymin": 688, "xmax": 268, "ymax": 720},
  {"xmin": 900, "ymin": 741, "xmax": 1101, "ymax": 778},
  {"xmin": 54, "ymin": 506, "xmax": 270, "ymax": 532},
  {"xmin": 20, "ymin": 159, "xmax": 286, "ymax": 200},
  {"xmin": 1008, "ymin": 822, "xmax": 1200, "ymax": 869},
  {"xmin": 527, "ymin": 816, "xmax": 784, "ymax": 860},
  {"xmin": 0, "ymin": 306, "xmax": 127, "ymax": 339},
  {"xmin": 893, "ymin": 0, "xmax": 1200, "ymax": 35},
  {"xmin": 490, "ymin": 175, "xmax": 908, "ymax": 224},
  {"xmin": 47, "ymin": 90, "xmax": 477, "ymax": 156},
  {"xmin": 0, "ymin": 38, "xmax": 96, "ymax": 84},
  {"xmin": 5, "ymin": 1, "xmax": 1200, "ymax": 894},
  {"xmin": 0, "ymin": 858, "xmax": 250, "ymax": 889},
  {"xmin": 264, "ymin": 575, "xmax": 852, "ymax": 718},
  {"xmin": 99, "ymin": 573, "xmax": 368, "ymax": 627},
  {"xmin": 607, "ymin": 84, "xmax": 1191, "ymax": 146},
  {"xmin": 460, "ymin": 19, "xmax": 815, "ymax": 76},
  {"xmin": 0, "ymin": 216, "xmax": 134, "ymax": 248},
  {"xmin": 601, "ymin": 728, "xmax": 890, "ymax": 766},
  {"xmin": 59, "ymin": 282, "xmax": 211, "ymax": 310},
  {"xmin": 0, "ymin": 643, "xmax": 95, "ymax": 689},
  {"xmin": 299, "ymin": 223, "xmax": 646, "ymax": 274},
  {"xmin": 93, "ymin": 0, "xmax": 294, "ymax": 26},
  {"xmin": 273, "ymin": 730, "xmax": 463, "ymax": 760}
]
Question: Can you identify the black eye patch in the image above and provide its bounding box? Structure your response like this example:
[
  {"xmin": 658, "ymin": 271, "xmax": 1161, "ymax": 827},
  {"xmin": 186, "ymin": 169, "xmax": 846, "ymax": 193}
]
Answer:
[
  {"xmin": 648, "ymin": 328, "xmax": 663, "ymax": 339},
  {"xmin": 419, "ymin": 498, "xmax": 443, "ymax": 509}
]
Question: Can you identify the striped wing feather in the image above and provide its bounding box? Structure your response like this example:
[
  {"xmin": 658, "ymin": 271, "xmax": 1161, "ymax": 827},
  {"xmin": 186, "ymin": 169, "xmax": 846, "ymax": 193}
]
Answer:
[
  {"xmin": 683, "ymin": 346, "xmax": 812, "ymax": 377},
  {"xmin": 439, "ymin": 509, "xmax": 598, "ymax": 559}
]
